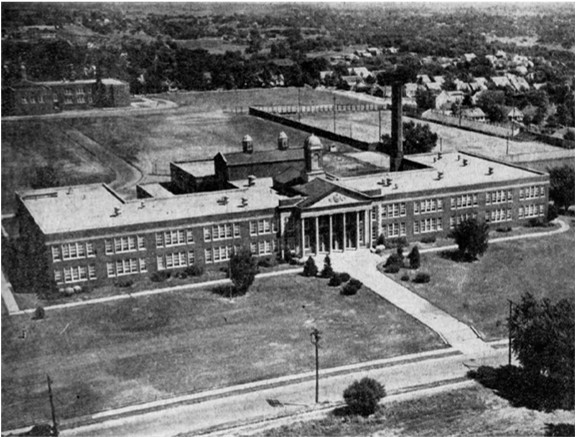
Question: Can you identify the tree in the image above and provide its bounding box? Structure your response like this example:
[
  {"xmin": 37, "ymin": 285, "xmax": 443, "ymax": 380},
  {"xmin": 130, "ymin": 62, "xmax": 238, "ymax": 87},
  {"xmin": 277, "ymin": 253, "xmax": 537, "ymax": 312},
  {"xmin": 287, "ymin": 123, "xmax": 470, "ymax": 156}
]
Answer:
[
  {"xmin": 510, "ymin": 292, "xmax": 575, "ymax": 409},
  {"xmin": 408, "ymin": 246, "xmax": 421, "ymax": 269},
  {"xmin": 450, "ymin": 218, "xmax": 489, "ymax": 260},
  {"xmin": 403, "ymin": 121, "xmax": 438, "ymax": 154},
  {"xmin": 415, "ymin": 87, "xmax": 436, "ymax": 111},
  {"xmin": 343, "ymin": 377, "xmax": 386, "ymax": 416},
  {"xmin": 229, "ymin": 248, "xmax": 258, "ymax": 295},
  {"xmin": 476, "ymin": 90, "xmax": 506, "ymax": 123},
  {"xmin": 303, "ymin": 256, "xmax": 318, "ymax": 277},
  {"xmin": 548, "ymin": 165, "xmax": 575, "ymax": 212}
]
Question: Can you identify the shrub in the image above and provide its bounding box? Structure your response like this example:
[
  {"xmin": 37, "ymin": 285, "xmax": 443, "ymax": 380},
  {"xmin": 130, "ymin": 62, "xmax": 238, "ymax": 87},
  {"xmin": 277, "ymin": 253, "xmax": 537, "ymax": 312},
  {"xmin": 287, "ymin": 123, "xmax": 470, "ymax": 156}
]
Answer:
[
  {"xmin": 258, "ymin": 258, "xmax": 275, "ymax": 268},
  {"xmin": 33, "ymin": 306, "xmax": 45, "ymax": 320},
  {"xmin": 496, "ymin": 226, "xmax": 512, "ymax": 233},
  {"xmin": 303, "ymin": 256, "xmax": 318, "ymax": 277},
  {"xmin": 401, "ymin": 274, "xmax": 410, "ymax": 281},
  {"xmin": 408, "ymin": 246, "xmax": 421, "ymax": 269},
  {"xmin": 450, "ymin": 218, "xmax": 489, "ymax": 260},
  {"xmin": 328, "ymin": 273, "xmax": 342, "ymax": 286},
  {"xmin": 116, "ymin": 279, "xmax": 134, "ymax": 288},
  {"xmin": 343, "ymin": 377, "xmax": 386, "ymax": 416},
  {"xmin": 526, "ymin": 218, "xmax": 546, "ymax": 228},
  {"xmin": 341, "ymin": 278, "xmax": 362, "ymax": 295},
  {"xmin": 420, "ymin": 235, "xmax": 436, "ymax": 244},
  {"xmin": 384, "ymin": 253, "xmax": 404, "ymax": 269},
  {"xmin": 384, "ymin": 264, "xmax": 400, "ymax": 274},
  {"xmin": 150, "ymin": 271, "xmax": 171, "ymax": 283},
  {"xmin": 176, "ymin": 271, "xmax": 188, "ymax": 279},
  {"xmin": 376, "ymin": 233, "xmax": 386, "ymax": 246},
  {"xmin": 413, "ymin": 272, "xmax": 431, "ymax": 283},
  {"xmin": 339, "ymin": 272, "xmax": 351, "ymax": 282},
  {"xmin": 547, "ymin": 203, "xmax": 559, "ymax": 222},
  {"xmin": 321, "ymin": 255, "xmax": 334, "ymax": 278},
  {"xmin": 230, "ymin": 248, "xmax": 259, "ymax": 294},
  {"xmin": 396, "ymin": 246, "xmax": 404, "ymax": 258},
  {"xmin": 387, "ymin": 236, "xmax": 408, "ymax": 248},
  {"xmin": 184, "ymin": 265, "xmax": 204, "ymax": 277}
]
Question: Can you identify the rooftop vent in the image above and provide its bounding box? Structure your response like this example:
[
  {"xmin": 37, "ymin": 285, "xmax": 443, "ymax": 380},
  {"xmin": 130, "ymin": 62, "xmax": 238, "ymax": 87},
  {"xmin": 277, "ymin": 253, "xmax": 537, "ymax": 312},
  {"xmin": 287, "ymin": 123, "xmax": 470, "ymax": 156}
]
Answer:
[
  {"xmin": 437, "ymin": 171, "xmax": 444, "ymax": 180},
  {"xmin": 437, "ymin": 152, "xmax": 443, "ymax": 160},
  {"xmin": 393, "ymin": 184, "xmax": 398, "ymax": 190},
  {"xmin": 248, "ymin": 175, "xmax": 256, "ymax": 186},
  {"xmin": 240, "ymin": 197, "xmax": 248, "ymax": 208},
  {"xmin": 139, "ymin": 202, "xmax": 145, "ymax": 209},
  {"xmin": 487, "ymin": 167, "xmax": 494, "ymax": 175},
  {"xmin": 218, "ymin": 196, "xmax": 229, "ymax": 205},
  {"xmin": 111, "ymin": 207, "xmax": 121, "ymax": 217},
  {"xmin": 66, "ymin": 187, "xmax": 73, "ymax": 195},
  {"xmin": 433, "ymin": 157, "xmax": 437, "ymax": 163},
  {"xmin": 242, "ymin": 135, "xmax": 253, "ymax": 154},
  {"xmin": 457, "ymin": 154, "xmax": 461, "ymax": 161},
  {"xmin": 462, "ymin": 159, "xmax": 469, "ymax": 166}
]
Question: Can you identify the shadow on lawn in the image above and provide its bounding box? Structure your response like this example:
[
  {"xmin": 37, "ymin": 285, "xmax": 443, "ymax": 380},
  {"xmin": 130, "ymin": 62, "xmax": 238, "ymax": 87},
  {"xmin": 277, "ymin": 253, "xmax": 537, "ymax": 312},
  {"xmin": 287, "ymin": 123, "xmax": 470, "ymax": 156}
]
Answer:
[
  {"xmin": 438, "ymin": 249, "xmax": 476, "ymax": 263},
  {"xmin": 468, "ymin": 365, "xmax": 574, "ymax": 412}
]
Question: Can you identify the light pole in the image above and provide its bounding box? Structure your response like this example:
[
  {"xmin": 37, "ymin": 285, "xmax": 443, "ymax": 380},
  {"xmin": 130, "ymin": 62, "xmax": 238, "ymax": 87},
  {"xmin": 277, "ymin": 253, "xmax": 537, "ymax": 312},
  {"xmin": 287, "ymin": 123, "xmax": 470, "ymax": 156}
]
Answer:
[
  {"xmin": 333, "ymin": 95, "xmax": 336, "ymax": 134},
  {"xmin": 507, "ymin": 299, "xmax": 516, "ymax": 366},
  {"xmin": 378, "ymin": 108, "xmax": 382, "ymax": 142},
  {"xmin": 47, "ymin": 375, "xmax": 58, "ymax": 436},
  {"xmin": 310, "ymin": 327, "xmax": 321, "ymax": 403}
]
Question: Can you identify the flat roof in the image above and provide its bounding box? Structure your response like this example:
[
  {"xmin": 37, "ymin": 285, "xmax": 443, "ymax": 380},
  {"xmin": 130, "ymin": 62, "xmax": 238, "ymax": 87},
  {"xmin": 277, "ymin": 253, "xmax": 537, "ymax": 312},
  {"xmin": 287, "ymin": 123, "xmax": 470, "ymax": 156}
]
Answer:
[
  {"xmin": 173, "ymin": 159, "xmax": 215, "ymax": 178},
  {"xmin": 137, "ymin": 183, "xmax": 175, "ymax": 199},
  {"xmin": 336, "ymin": 151, "xmax": 545, "ymax": 197},
  {"xmin": 345, "ymin": 152, "xmax": 390, "ymax": 169},
  {"xmin": 20, "ymin": 179, "xmax": 281, "ymax": 235},
  {"xmin": 222, "ymin": 148, "xmax": 304, "ymax": 166}
]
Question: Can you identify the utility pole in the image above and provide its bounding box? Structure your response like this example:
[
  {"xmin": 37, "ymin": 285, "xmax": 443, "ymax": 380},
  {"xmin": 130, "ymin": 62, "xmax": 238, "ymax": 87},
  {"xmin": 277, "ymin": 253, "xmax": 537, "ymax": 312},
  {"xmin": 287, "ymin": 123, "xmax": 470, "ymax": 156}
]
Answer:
[
  {"xmin": 310, "ymin": 327, "xmax": 321, "ymax": 403},
  {"xmin": 333, "ymin": 95, "xmax": 336, "ymax": 134},
  {"xmin": 506, "ymin": 135, "xmax": 510, "ymax": 155},
  {"xmin": 507, "ymin": 299, "xmax": 514, "ymax": 366},
  {"xmin": 47, "ymin": 375, "xmax": 58, "ymax": 436},
  {"xmin": 440, "ymin": 137, "xmax": 443, "ymax": 152}
]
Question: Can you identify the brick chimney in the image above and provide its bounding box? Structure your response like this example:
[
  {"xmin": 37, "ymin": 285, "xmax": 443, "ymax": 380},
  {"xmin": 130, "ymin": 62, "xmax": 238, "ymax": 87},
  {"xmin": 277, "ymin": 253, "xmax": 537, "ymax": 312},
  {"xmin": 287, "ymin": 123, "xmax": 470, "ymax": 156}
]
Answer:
[{"xmin": 390, "ymin": 83, "xmax": 404, "ymax": 172}]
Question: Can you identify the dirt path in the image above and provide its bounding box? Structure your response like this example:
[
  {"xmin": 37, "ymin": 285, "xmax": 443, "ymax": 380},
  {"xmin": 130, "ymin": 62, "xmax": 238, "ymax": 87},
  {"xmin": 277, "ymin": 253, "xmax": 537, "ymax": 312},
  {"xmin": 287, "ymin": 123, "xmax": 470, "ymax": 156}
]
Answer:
[{"xmin": 61, "ymin": 127, "xmax": 143, "ymax": 196}]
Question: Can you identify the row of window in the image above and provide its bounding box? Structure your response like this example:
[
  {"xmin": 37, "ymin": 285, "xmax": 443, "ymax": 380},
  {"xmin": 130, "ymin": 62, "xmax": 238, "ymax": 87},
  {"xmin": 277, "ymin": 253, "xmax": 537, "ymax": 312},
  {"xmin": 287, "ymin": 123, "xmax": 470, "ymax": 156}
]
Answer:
[
  {"xmin": 106, "ymin": 236, "xmax": 146, "ymax": 254},
  {"xmin": 205, "ymin": 246, "xmax": 236, "ymax": 264},
  {"xmin": 204, "ymin": 224, "xmax": 240, "ymax": 242},
  {"xmin": 414, "ymin": 198, "xmax": 443, "ymax": 215},
  {"xmin": 54, "ymin": 265, "xmax": 96, "ymax": 284},
  {"xmin": 381, "ymin": 202, "xmax": 406, "ymax": 218},
  {"xmin": 382, "ymin": 222, "xmax": 407, "ymax": 238},
  {"xmin": 157, "ymin": 229, "xmax": 194, "ymax": 248},
  {"xmin": 249, "ymin": 239, "xmax": 276, "ymax": 256},
  {"xmin": 519, "ymin": 204, "xmax": 545, "ymax": 218},
  {"xmin": 486, "ymin": 190, "xmax": 513, "ymax": 205},
  {"xmin": 157, "ymin": 251, "xmax": 195, "ymax": 270},
  {"xmin": 450, "ymin": 194, "xmax": 478, "ymax": 209},
  {"xmin": 249, "ymin": 219, "xmax": 277, "ymax": 236},
  {"xmin": 52, "ymin": 242, "xmax": 95, "ymax": 262},
  {"xmin": 20, "ymin": 95, "xmax": 46, "ymax": 104},
  {"xmin": 414, "ymin": 217, "xmax": 443, "ymax": 234},
  {"xmin": 107, "ymin": 258, "xmax": 147, "ymax": 277},
  {"xmin": 488, "ymin": 208, "xmax": 512, "ymax": 223},
  {"xmin": 520, "ymin": 186, "xmax": 545, "ymax": 200},
  {"xmin": 449, "ymin": 213, "xmax": 478, "ymax": 229}
]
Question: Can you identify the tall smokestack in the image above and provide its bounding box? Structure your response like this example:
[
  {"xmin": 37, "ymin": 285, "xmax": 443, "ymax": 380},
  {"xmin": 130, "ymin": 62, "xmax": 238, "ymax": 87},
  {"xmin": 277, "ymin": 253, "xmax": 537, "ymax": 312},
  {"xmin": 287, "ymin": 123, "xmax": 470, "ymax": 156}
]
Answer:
[{"xmin": 390, "ymin": 83, "xmax": 403, "ymax": 172}]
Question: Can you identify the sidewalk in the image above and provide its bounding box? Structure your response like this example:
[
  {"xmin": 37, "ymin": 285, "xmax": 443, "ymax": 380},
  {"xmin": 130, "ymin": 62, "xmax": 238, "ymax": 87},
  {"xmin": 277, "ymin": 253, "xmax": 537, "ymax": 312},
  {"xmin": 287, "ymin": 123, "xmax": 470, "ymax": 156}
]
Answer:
[{"xmin": 322, "ymin": 250, "xmax": 494, "ymax": 356}]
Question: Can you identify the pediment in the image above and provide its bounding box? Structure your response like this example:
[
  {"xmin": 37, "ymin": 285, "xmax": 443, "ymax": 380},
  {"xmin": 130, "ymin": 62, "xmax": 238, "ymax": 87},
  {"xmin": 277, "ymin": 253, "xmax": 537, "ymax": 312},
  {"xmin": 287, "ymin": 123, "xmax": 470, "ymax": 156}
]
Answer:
[{"xmin": 308, "ymin": 190, "xmax": 366, "ymax": 208}]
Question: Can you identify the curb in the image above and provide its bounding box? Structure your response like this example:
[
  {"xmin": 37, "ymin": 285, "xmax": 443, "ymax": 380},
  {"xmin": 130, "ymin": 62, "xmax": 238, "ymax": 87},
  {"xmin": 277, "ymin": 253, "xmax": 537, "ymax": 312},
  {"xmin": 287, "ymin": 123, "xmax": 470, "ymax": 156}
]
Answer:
[{"xmin": 2, "ymin": 347, "xmax": 461, "ymax": 435}]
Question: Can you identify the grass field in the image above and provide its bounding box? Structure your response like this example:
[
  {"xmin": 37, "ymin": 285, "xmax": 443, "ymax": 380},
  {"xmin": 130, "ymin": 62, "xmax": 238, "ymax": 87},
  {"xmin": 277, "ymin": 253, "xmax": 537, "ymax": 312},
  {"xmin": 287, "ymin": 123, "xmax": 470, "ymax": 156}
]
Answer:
[
  {"xmin": 68, "ymin": 112, "xmax": 359, "ymax": 183},
  {"xmin": 296, "ymin": 111, "xmax": 560, "ymax": 158},
  {"xmin": 384, "ymin": 218, "xmax": 575, "ymax": 340},
  {"xmin": 156, "ymin": 87, "xmax": 362, "ymax": 110},
  {"xmin": 1, "ymin": 274, "xmax": 444, "ymax": 429},
  {"xmin": 1, "ymin": 121, "xmax": 114, "ymax": 214},
  {"xmin": 255, "ymin": 385, "xmax": 574, "ymax": 437}
]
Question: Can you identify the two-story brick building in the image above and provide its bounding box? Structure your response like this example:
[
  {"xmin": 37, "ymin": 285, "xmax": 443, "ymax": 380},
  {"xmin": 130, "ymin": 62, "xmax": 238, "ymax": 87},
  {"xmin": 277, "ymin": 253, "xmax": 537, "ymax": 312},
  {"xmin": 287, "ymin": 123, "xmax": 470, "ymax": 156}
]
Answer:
[{"xmin": 15, "ymin": 130, "xmax": 549, "ymax": 293}]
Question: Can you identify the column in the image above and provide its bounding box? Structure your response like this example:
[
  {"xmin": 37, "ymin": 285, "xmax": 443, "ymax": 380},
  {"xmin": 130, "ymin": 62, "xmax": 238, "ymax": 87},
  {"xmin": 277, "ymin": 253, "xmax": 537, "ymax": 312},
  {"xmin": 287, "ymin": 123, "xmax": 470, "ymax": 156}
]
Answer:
[
  {"xmin": 301, "ymin": 218, "xmax": 305, "ymax": 257},
  {"xmin": 315, "ymin": 216, "xmax": 319, "ymax": 255},
  {"xmin": 356, "ymin": 211, "xmax": 360, "ymax": 249},
  {"xmin": 366, "ymin": 210, "xmax": 371, "ymax": 247},
  {"xmin": 342, "ymin": 213, "xmax": 346, "ymax": 250},
  {"xmin": 328, "ymin": 215, "xmax": 333, "ymax": 253}
]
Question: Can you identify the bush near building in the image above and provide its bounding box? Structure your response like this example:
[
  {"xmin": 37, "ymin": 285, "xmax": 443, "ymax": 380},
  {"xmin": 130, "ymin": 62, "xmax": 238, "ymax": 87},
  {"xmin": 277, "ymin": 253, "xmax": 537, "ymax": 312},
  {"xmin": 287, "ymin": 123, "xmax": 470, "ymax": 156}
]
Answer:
[
  {"xmin": 343, "ymin": 377, "xmax": 387, "ymax": 416},
  {"xmin": 450, "ymin": 218, "xmax": 490, "ymax": 260},
  {"xmin": 229, "ymin": 248, "xmax": 258, "ymax": 295},
  {"xmin": 303, "ymin": 256, "xmax": 318, "ymax": 277}
]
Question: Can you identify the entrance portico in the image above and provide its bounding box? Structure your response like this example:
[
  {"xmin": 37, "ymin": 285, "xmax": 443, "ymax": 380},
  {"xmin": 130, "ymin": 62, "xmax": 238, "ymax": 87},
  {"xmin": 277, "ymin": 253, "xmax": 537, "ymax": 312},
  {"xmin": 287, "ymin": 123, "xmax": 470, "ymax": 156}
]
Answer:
[{"xmin": 300, "ymin": 208, "xmax": 370, "ymax": 255}]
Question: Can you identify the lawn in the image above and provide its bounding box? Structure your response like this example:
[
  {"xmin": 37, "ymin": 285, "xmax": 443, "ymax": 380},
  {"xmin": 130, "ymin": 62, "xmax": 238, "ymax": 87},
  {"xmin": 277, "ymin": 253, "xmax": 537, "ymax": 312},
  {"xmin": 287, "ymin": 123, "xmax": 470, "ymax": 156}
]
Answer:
[
  {"xmin": 156, "ymin": 87, "xmax": 363, "ymax": 111},
  {"xmin": 384, "ymin": 218, "xmax": 575, "ymax": 340},
  {"xmin": 255, "ymin": 385, "xmax": 574, "ymax": 437},
  {"xmin": 68, "ymin": 112, "xmax": 359, "ymax": 183},
  {"xmin": 1, "ymin": 274, "xmax": 444, "ymax": 429},
  {"xmin": 1, "ymin": 121, "xmax": 114, "ymax": 214},
  {"xmin": 296, "ymin": 111, "xmax": 559, "ymax": 158}
]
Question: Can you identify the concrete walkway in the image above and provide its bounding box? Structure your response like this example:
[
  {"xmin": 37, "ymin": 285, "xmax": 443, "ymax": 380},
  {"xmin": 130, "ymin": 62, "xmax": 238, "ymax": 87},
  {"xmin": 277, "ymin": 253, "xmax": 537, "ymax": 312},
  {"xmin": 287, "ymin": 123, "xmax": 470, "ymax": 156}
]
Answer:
[
  {"xmin": 319, "ymin": 250, "xmax": 494, "ymax": 356},
  {"xmin": 1, "ymin": 270, "xmax": 19, "ymax": 314}
]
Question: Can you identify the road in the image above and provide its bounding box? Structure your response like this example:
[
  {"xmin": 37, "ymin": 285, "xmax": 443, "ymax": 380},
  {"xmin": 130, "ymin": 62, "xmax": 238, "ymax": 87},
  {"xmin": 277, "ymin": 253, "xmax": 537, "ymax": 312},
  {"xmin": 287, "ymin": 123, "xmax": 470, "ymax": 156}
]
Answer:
[{"xmin": 58, "ymin": 347, "xmax": 509, "ymax": 437}]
